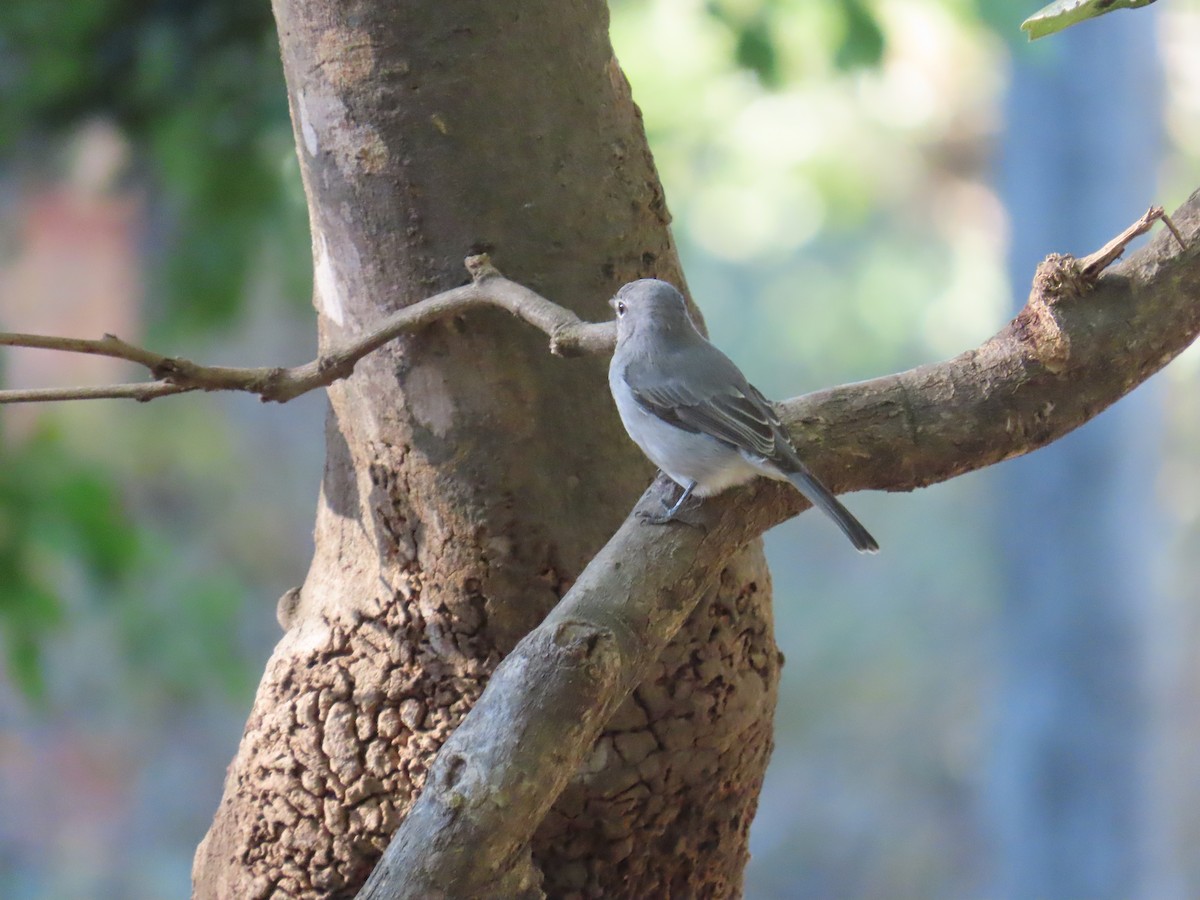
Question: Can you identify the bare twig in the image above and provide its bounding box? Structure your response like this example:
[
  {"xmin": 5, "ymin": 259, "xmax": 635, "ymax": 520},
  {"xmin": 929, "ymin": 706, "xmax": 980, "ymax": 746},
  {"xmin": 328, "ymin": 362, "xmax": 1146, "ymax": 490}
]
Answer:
[
  {"xmin": 0, "ymin": 331, "xmax": 162, "ymax": 366},
  {"xmin": 1078, "ymin": 205, "xmax": 1164, "ymax": 278},
  {"xmin": 4, "ymin": 201, "xmax": 1186, "ymax": 409},
  {"xmin": 0, "ymin": 254, "xmax": 615, "ymax": 406},
  {"xmin": 1162, "ymin": 211, "xmax": 1188, "ymax": 251},
  {"xmin": 0, "ymin": 382, "xmax": 188, "ymax": 404}
]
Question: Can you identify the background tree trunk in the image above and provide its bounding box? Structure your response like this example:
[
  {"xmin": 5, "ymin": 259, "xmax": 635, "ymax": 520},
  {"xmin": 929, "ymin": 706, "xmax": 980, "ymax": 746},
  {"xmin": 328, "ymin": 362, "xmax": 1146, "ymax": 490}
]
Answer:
[
  {"xmin": 193, "ymin": 1, "xmax": 778, "ymax": 896},
  {"xmin": 989, "ymin": 13, "xmax": 1163, "ymax": 898}
]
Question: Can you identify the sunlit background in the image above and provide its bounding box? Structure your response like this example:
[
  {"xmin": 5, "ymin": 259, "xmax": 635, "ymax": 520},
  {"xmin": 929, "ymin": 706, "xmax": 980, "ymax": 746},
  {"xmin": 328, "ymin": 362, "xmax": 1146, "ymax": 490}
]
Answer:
[{"xmin": 2, "ymin": 1, "xmax": 1199, "ymax": 897}]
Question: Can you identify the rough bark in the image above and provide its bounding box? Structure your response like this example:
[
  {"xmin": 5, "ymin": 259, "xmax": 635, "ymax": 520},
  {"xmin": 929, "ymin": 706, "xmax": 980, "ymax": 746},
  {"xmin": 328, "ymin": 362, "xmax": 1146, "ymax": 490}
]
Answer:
[{"xmin": 193, "ymin": 1, "xmax": 776, "ymax": 898}]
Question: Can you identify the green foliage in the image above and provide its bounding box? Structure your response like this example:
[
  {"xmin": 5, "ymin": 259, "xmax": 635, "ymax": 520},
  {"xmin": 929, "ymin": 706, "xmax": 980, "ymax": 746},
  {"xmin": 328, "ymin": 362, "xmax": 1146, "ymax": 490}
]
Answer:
[
  {"xmin": 734, "ymin": 17, "xmax": 781, "ymax": 86},
  {"xmin": 0, "ymin": 0, "xmax": 308, "ymax": 710},
  {"xmin": 835, "ymin": 0, "xmax": 885, "ymax": 70},
  {"xmin": 0, "ymin": 0, "xmax": 307, "ymax": 336},
  {"xmin": 0, "ymin": 417, "xmax": 270, "ymax": 705},
  {"xmin": 118, "ymin": 566, "xmax": 256, "ymax": 703},
  {"xmin": 702, "ymin": 0, "xmax": 886, "ymax": 86},
  {"xmin": 0, "ymin": 426, "xmax": 139, "ymax": 697},
  {"xmin": 0, "ymin": 0, "xmax": 278, "ymax": 144}
]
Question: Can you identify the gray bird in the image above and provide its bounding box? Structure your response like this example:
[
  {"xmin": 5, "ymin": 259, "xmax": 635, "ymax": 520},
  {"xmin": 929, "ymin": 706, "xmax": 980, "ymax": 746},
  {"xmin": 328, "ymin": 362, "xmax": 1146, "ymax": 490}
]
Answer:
[{"xmin": 608, "ymin": 279, "xmax": 879, "ymax": 553}]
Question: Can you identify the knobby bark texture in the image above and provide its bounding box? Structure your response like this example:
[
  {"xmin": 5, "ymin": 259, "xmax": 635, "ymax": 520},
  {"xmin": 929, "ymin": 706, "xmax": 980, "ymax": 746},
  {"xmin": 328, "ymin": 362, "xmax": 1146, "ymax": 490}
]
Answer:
[{"xmin": 194, "ymin": 2, "xmax": 777, "ymax": 898}]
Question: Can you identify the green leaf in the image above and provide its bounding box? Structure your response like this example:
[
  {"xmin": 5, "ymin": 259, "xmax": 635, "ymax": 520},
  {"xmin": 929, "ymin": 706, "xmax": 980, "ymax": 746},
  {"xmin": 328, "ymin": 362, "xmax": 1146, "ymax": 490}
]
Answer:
[
  {"xmin": 118, "ymin": 571, "xmax": 255, "ymax": 703},
  {"xmin": 6, "ymin": 629, "xmax": 48, "ymax": 701},
  {"xmin": 53, "ymin": 471, "xmax": 139, "ymax": 582},
  {"xmin": 0, "ymin": 583, "xmax": 62, "ymax": 701},
  {"xmin": 1021, "ymin": 0, "xmax": 1158, "ymax": 40},
  {"xmin": 734, "ymin": 19, "xmax": 780, "ymax": 87},
  {"xmin": 0, "ymin": 428, "xmax": 142, "ymax": 698},
  {"xmin": 835, "ymin": 0, "xmax": 885, "ymax": 71}
]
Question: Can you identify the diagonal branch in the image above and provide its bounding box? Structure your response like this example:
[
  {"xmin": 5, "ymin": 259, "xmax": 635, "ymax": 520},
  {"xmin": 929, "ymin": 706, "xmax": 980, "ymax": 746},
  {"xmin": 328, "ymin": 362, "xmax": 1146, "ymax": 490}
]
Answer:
[
  {"xmin": 0, "ymin": 255, "xmax": 613, "ymax": 405},
  {"xmin": 356, "ymin": 192, "xmax": 1200, "ymax": 898}
]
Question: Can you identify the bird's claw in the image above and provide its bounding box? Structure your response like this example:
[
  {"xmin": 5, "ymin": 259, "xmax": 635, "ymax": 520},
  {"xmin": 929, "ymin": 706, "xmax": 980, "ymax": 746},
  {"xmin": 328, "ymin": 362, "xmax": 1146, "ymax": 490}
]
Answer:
[
  {"xmin": 637, "ymin": 491, "xmax": 706, "ymax": 531},
  {"xmin": 638, "ymin": 508, "xmax": 677, "ymax": 525}
]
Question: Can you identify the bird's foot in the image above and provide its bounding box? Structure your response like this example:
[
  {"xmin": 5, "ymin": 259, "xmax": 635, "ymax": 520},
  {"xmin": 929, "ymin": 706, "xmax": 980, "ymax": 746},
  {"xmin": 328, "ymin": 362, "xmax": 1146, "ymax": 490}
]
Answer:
[
  {"xmin": 637, "ymin": 480, "xmax": 705, "ymax": 529},
  {"xmin": 637, "ymin": 507, "xmax": 677, "ymax": 525}
]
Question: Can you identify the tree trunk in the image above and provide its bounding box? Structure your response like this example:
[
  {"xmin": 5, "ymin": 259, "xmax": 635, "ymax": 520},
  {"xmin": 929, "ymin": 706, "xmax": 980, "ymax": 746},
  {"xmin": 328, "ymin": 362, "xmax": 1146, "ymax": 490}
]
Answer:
[
  {"xmin": 193, "ymin": 1, "xmax": 778, "ymax": 897},
  {"xmin": 989, "ymin": 15, "xmax": 1162, "ymax": 898}
]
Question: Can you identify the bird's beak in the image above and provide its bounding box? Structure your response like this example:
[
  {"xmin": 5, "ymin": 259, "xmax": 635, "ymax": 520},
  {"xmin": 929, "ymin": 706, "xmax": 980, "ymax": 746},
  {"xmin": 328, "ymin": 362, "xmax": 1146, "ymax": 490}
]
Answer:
[{"xmin": 608, "ymin": 297, "xmax": 618, "ymax": 311}]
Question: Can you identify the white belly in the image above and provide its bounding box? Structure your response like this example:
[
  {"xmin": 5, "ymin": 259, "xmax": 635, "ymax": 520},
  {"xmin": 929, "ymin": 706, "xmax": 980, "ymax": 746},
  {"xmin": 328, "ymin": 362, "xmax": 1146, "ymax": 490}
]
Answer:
[{"xmin": 609, "ymin": 367, "xmax": 770, "ymax": 497}]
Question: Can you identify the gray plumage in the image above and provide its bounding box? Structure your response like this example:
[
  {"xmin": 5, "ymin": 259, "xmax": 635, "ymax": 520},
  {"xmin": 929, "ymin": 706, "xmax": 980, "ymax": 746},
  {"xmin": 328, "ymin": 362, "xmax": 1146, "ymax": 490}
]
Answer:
[{"xmin": 607, "ymin": 279, "xmax": 878, "ymax": 553}]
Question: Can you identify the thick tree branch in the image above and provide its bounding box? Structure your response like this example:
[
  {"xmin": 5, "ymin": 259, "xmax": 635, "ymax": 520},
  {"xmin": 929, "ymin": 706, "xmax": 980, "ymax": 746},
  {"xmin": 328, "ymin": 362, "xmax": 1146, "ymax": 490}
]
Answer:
[
  {"xmin": 357, "ymin": 192, "xmax": 1200, "ymax": 898},
  {"xmin": 0, "ymin": 254, "xmax": 613, "ymax": 405}
]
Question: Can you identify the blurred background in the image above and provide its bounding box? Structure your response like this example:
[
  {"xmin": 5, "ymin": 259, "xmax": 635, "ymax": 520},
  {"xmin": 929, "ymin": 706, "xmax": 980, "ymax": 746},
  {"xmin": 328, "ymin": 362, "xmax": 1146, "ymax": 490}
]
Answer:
[{"xmin": 1, "ymin": 1, "xmax": 1198, "ymax": 897}]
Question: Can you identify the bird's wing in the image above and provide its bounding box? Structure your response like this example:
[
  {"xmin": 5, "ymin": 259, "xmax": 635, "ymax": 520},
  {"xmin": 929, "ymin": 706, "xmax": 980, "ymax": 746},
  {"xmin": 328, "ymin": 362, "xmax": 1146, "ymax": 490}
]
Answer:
[{"xmin": 623, "ymin": 354, "xmax": 782, "ymax": 460}]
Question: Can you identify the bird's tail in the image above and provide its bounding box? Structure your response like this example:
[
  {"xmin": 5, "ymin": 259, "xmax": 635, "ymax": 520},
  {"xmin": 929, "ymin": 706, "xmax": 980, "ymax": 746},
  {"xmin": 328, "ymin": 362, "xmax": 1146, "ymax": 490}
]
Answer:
[{"xmin": 786, "ymin": 466, "xmax": 879, "ymax": 553}]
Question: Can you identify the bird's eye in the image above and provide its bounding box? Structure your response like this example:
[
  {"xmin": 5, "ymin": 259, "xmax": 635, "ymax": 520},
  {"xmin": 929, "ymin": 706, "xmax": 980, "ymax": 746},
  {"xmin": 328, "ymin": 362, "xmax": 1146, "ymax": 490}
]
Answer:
[{"xmin": 616, "ymin": 300, "xmax": 627, "ymax": 317}]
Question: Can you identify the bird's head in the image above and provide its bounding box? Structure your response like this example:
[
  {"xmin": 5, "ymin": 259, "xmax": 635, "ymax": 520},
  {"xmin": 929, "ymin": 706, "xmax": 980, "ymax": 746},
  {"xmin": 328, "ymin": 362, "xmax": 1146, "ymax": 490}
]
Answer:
[{"xmin": 609, "ymin": 279, "xmax": 697, "ymax": 345}]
